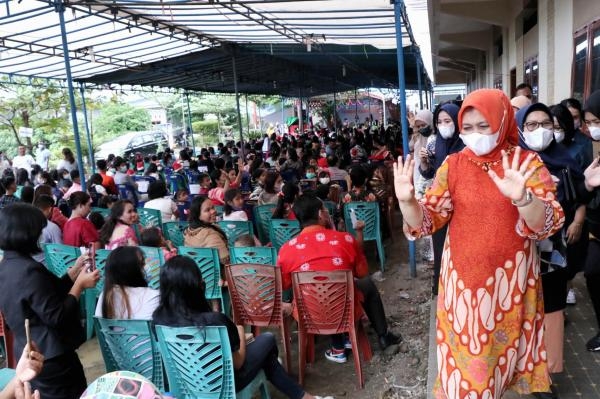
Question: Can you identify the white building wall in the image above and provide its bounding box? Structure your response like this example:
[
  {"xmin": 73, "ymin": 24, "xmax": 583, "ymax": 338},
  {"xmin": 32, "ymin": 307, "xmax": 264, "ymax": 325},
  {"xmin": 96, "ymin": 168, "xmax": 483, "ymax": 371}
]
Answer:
[{"xmin": 553, "ymin": 0, "xmax": 574, "ymax": 103}]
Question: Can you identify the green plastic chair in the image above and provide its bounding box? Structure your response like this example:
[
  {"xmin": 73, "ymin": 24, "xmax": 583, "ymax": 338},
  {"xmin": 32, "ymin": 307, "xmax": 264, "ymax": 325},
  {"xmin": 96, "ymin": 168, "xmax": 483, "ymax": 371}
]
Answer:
[
  {"xmin": 139, "ymin": 246, "xmax": 165, "ymax": 289},
  {"xmin": 90, "ymin": 207, "xmax": 110, "ymax": 219},
  {"xmin": 95, "ymin": 318, "xmax": 165, "ymax": 391},
  {"xmin": 155, "ymin": 325, "xmax": 270, "ymax": 399},
  {"xmin": 343, "ymin": 201, "xmax": 386, "ymax": 271},
  {"xmin": 323, "ymin": 200, "xmax": 337, "ymax": 216},
  {"xmin": 162, "ymin": 221, "xmax": 188, "ymax": 248},
  {"xmin": 0, "ymin": 368, "xmax": 15, "ymax": 390},
  {"xmin": 176, "ymin": 246, "xmax": 223, "ymax": 310},
  {"xmin": 268, "ymin": 219, "xmax": 301, "ymax": 252},
  {"xmin": 93, "ymin": 318, "xmax": 118, "ymax": 373},
  {"xmin": 252, "ymin": 204, "xmax": 276, "ymax": 245},
  {"xmin": 214, "ymin": 205, "xmax": 224, "ymax": 220},
  {"xmin": 137, "ymin": 208, "xmax": 162, "ymax": 229},
  {"xmin": 217, "ymin": 221, "xmax": 254, "ymax": 246},
  {"xmin": 42, "ymin": 243, "xmax": 79, "ymax": 278},
  {"xmin": 229, "ymin": 247, "xmax": 277, "ymax": 265}
]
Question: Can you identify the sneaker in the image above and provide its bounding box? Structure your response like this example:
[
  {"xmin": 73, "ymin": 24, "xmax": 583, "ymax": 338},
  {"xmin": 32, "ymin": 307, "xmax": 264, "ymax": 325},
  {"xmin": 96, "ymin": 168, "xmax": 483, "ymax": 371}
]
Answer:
[
  {"xmin": 379, "ymin": 331, "xmax": 403, "ymax": 351},
  {"xmin": 344, "ymin": 335, "xmax": 352, "ymax": 350},
  {"xmin": 314, "ymin": 396, "xmax": 335, "ymax": 399},
  {"xmin": 566, "ymin": 289, "xmax": 576, "ymax": 305},
  {"xmin": 324, "ymin": 348, "xmax": 347, "ymax": 363},
  {"xmin": 586, "ymin": 332, "xmax": 600, "ymax": 351}
]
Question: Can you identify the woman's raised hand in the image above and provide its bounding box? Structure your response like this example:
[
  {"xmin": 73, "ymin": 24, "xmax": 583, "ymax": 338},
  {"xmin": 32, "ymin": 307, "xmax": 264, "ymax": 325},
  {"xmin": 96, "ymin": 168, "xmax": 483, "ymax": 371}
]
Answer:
[
  {"xmin": 584, "ymin": 157, "xmax": 600, "ymax": 191},
  {"xmin": 393, "ymin": 155, "xmax": 416, "ymax": 202},
  {"xmin": 487, "ymin": 147, "xmax": 536, "ymax": 201}
]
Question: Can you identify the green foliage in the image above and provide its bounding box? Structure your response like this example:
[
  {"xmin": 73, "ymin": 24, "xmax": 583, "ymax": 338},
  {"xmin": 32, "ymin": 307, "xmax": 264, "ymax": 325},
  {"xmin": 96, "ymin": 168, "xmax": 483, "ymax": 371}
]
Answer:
[
  {"xmin": 191, "ymin": 120, "xmax": 219, "ymax": 135},
  {"xmin": 93, "ymin": 102, "xmax": 151, "ymax": 145}
]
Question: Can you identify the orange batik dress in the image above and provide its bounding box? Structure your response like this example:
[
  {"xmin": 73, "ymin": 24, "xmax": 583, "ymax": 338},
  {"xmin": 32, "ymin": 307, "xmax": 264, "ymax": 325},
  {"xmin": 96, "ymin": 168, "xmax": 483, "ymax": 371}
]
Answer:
[{"xmin": 405, "ymin": 148, "xmax": 564, "ymax": 399}]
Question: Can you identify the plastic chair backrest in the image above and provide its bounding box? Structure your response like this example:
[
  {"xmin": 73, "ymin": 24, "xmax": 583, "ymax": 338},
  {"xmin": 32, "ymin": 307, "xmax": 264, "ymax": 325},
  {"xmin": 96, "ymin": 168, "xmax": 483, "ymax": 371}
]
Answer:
[
  {"xmin": 323, "ymin": 200, "xmax": 337, "ymax": 216},
  {"xmin": 229, "ymin": 247, "xmax": 277, "ymax": 265},
  {"xmin": 95, "ymin": 318, "xmax": 164, "ymax": 390},
  {"xmin": 162, "ymin": 221, "xmax": 188, "ymax": 248},
  {"xmin": 137, "ymin": 208, "xmax": 162, "ymax": 228},
  {"xmin": 269, "ymin": 219, "xmax": 301, "ymax": 251},
  {"xmin": 343, "ymin": 201, "xmax": 380, "ymax": 241},
  {"xmin": 217, "ymin": 221, "xmax": 253, "ymax": 246},
  {"xmin": 214, "ymin": 205, "xmax": 224, "ymax": 220},
  {"xmin": 225, "ymin": 263, "xmax": 282, "ymax": 327},
  {"xmin": 176, "ymin": 202, "xmax": 190, "ymax": 222},
  {"xmin": 292, "ymin": 270, "xmax": 354, "ymax": 335},
  {"xmin": 168, "ymin": 174, "xmax": 188, "ymax": 195},
  {"xmin": 133, "ymin": 176, "xmax": 156, "ymax": 195},
  {"xmin": 176, "ymin": 246, "xmax": 222, "ymax": 305},
  {"xmin": 43, "ymin": 243, "xmax": 79, "ymax": 277},
  {"xmin": 139, "ymin": 246, "xmax": 165, "ymax": 289},
  {"xmin": 155, "ymin": 325, "xmax": 235, "ymax": 399},
  {"xmin": 90, "ymin": 207, "xmax": 110, "ymax": 219},
  {"xmin": 94, "ymin": 249, "xmax": 111, "ymax": 293},
  {"xmin": 252, "ymin": 204, "xmax": 276, "ymax": 245},
  {"xmin": 118, "ymin": 184, "xmax": 139, "ymax": 207}
]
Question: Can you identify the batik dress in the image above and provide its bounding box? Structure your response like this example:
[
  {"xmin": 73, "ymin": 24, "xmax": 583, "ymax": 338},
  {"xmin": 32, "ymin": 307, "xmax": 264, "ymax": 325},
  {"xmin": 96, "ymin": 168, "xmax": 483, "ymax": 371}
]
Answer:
[{"xmin": 405, "ymin": 148, "xmax": 564, "ymax": 399}]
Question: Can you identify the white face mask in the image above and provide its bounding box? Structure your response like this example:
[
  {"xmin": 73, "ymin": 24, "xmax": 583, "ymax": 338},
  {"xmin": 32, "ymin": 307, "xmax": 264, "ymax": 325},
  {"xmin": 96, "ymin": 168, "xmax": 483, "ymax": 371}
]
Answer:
[
  {"xmin": 459, "ymin": 132, "xmax": 500, "ymax": 156},
  {"xmin": 554, "ymin": 130, "xmax": 565, "ymax": 144},
  {"xmin": 438, "ymin": 125, "xmax": 455, "ymax": 139},
  {"xmin": 523, "ymin": 127, "xmax": 554, "ymax": 151},
  {"xmin": 589, "ymin": 126, "xmax": 600, "ymax": 141},
  {"xmin": 319, "ymin": 177, "xmax": 330, "ymax": 185}
]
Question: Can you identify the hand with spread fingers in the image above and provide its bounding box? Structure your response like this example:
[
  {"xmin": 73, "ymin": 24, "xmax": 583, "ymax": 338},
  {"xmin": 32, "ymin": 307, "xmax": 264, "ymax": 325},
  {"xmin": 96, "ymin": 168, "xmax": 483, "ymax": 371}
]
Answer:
[
  {"xmin": 584, "ymin": 157, "xmax": 600, "ymax": 191},
  {"xmin": 487, "ymin": 147, "xmax": 537, "ymax": 201},
  {"xmin": 393, "ymin": 155, "xmax": 416, "ymax": 203}
]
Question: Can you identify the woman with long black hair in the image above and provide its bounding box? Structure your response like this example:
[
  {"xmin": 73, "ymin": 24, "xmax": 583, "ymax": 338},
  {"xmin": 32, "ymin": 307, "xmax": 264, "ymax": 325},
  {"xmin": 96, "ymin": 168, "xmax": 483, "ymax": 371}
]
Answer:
[{"xmin": 152, "ymin": 255, "xmax": 332, "ymax": 399}]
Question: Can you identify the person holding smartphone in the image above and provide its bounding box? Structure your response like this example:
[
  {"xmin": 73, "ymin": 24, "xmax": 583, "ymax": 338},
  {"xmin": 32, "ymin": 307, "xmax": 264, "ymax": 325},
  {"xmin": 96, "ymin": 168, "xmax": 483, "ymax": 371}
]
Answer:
[{"xmin": 0, "ymin": 203, "xmax": 100, "ymax": 399}]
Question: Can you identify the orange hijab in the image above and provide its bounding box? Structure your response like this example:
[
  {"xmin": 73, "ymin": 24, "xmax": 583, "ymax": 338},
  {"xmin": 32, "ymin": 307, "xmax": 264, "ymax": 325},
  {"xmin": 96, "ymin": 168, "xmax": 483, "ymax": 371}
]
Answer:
[{"xmin": 458, "ymin": 89, "xmax": 518, "ymax": 161}]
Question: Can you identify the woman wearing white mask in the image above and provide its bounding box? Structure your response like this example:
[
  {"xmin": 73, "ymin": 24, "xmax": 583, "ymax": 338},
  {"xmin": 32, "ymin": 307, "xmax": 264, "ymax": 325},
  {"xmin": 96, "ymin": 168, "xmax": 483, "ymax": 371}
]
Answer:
[
  {"xmin": 560, "ymin": 98, "xmax": 593, "ymax": 167},
  {"xmin": 516, "ymin": 103, "xmax": 595, "ymax": 393},
  {"xmin": 550, "ymin": 104, "xmax": 588, "ymax": 170},
  {"xmin": 393, "ymin": 89, "xmax": 566, "ymax": 399},
  {"xmin": 419, "ymin": 102, "xmax": 465, "ymax": 296}
]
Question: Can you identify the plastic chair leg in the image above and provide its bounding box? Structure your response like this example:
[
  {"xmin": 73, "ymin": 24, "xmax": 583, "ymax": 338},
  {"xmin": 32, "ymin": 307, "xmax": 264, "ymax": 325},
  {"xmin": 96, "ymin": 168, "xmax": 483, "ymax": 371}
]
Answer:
[
  {"xmin": 348, "ymin": 329, "xmax": 365, "ymax": 389},
  {"xmin": 357, "ymin": 323, "xmax": 373, "ymax": 363},
  {"xmin": 84, "ymin": 291, "xmax": 97, "ymax": 340},
  {"xmin": 280, "ymin": 317, "xmax": 293, "ymax": 374},
  {"xmin": 376, "ymin": 237, "xmax": 386, "ymax": 272},
  {"xmin": 236, "ymin": 369, "xmax": 271, "ymax": 399},
  {"xmin": 307, "ymin": 334, "xmax": 315, "ymax": 364},
  {"xmin": 298, "ymin": 328, "xmax": 308, "ymax": 386}
]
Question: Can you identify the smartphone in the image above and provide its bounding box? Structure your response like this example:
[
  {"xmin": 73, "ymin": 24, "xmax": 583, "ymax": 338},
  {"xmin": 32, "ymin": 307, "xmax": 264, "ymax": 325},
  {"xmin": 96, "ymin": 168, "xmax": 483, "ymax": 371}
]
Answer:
[
  {"xmin": 87, "ymin": 243, "xmax": 96, "ymax": 273},
  {"xmin": 349, "ymin": 208, "xmax": 358, "ymax": 229},
  {"xmin": 25, "ymin": 318, "xmax": 31, "ymax": 355}
]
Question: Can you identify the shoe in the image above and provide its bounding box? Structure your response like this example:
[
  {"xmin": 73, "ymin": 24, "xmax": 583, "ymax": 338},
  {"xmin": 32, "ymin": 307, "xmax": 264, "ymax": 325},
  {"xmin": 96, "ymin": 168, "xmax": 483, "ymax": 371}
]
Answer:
[
  {"xmin": 314, "ymin": 396, "xmax": 335, "ymax": 399},
  {"xmin": 586, "ymin": 332, "xmax": 600, "ymax": 351},
  {"xmin": 324, "ymin": 348, "xmax": 347, "ymax": 363},
  {"xmin": 344, "ymin": 335, "xmax": 352, "ymax": 350},
  {"xmin": 566, "ymin": 289, "xmax": 576, "ymax": 305},
  {"xmin": 379, "ymin": 331, "xmax": 403, "ymax": 351}
]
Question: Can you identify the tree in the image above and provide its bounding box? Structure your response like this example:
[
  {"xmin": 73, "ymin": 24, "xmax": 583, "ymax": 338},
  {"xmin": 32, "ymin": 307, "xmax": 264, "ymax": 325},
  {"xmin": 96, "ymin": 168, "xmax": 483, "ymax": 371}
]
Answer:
[{"xmin": 93, "ymin": 102, "xmax": 151, "ymax": 145}]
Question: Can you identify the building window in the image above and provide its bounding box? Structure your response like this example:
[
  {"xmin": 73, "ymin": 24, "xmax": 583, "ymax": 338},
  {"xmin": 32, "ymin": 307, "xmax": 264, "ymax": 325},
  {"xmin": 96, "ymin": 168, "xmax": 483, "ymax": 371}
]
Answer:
[
  {"xmin": 524, "ymin": 57, "xmax": 538, "ymax": 99},
  {"xmin": 572, "ymin": 19, "xmax": 600, "ymax": 102},
  {"xmin": 493, "ymin": 76, "xmax": 502, "ymax": 90}
]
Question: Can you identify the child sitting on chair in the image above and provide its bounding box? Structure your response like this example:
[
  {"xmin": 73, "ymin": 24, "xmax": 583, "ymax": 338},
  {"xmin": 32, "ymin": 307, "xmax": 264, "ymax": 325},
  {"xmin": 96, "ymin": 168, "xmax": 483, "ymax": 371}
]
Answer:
[
  {"xmin": 140, "ymin": 227, "xmax": 177, "ymax": 261},
  {"xmin": 223, "ymin": 188, "xmax": 248, "ymax": 221}
]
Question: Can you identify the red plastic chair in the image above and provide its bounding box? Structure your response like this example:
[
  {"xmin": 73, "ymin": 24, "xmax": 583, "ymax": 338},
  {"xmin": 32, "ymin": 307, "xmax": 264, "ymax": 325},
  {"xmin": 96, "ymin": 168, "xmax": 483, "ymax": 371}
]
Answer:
[
  {"xmin": 225, "ymin": 263, "xmax": 292, "ymax": 374},
  {"xmin": 292, "ymin": 270, "xmax": 372, "ymax": 389},
  {"xmin": 0, "ymin": 313, "xmax": 15, "ymax": 368}
]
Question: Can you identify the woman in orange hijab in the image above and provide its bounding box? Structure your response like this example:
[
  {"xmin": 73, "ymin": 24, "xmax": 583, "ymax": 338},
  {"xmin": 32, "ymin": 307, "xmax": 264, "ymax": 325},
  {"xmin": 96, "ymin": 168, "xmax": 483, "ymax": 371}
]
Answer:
[{"xmin": 393, "ymin": 89, "xmax": 565, "ymax": 398}]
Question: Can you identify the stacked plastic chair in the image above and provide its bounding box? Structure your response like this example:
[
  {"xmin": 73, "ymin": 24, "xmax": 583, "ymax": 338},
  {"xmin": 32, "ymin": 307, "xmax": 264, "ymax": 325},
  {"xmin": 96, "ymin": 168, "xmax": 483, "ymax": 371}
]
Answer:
[{"xmin": 155, "ymin": 325, "xmax": 271, "ymax": 399}]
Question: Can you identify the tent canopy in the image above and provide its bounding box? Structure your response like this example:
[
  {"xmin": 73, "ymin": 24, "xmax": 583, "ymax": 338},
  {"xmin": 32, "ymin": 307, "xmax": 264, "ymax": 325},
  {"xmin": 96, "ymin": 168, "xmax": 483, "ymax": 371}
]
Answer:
[
  {"xmin": 0, "ymin": 0, "xmax": 431, "ymax": 95},
  {"xmin": 77, "ymin": 43, "xmax": 426, "ymax": 96}
]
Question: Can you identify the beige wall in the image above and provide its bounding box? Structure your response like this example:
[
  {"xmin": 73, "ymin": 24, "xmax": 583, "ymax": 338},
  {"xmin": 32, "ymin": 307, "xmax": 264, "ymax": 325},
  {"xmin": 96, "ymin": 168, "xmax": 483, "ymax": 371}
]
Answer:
[
  {"xmin": 553, "ymin": 0, "xmax": 574, "ymax": 103},
  {"xmin": 573, "ymin": 0, "xmax": 600, "ymax": 32}
]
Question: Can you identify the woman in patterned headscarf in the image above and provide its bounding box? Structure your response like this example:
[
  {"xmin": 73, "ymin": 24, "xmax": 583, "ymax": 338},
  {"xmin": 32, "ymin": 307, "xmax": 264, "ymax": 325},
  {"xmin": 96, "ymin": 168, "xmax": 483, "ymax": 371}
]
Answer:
[{"xmin": 394, "ymin": 89, "xmax": 565, "ymax": 398}]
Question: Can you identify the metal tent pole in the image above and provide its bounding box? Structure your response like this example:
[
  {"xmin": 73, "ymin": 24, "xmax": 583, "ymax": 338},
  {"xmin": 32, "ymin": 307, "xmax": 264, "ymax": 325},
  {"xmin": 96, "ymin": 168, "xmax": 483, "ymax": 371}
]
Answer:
[
  {"xmin": 55, "ymin": 0, "xmax": 86, "ymax": 191},
  {"xmin": 78, "ymin": 84, "xmax": 95, "ymax": 173},
  {"xmin": 246, "ymin": 94, "xmax": 250, "ymax": 136},
  {"xmin": 185, "ymin": 92, "xmax": 195, "ymax": 155},
  {"xmin": 394, "ymin": 0, "xmax": 417, "ymax": 278},
  {"xmin": 298, "ymin": 96, "xmax": 304, "ymax": 134},
  {"xmin": 333, "ymin": 87, "xmax": 337, "ymax": 132},
  {"xmin": 417, "ymin": 57, "xmax": 423, "ymax": 109},
  {"xmin": 232, "ymin": 56, "xmax": 245, "ymax": 158}
]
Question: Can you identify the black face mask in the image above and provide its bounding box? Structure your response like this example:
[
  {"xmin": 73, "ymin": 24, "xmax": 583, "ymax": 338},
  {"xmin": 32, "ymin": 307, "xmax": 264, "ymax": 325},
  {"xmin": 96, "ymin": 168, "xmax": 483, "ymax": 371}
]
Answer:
[{"xmin": 419, "ymin": 126, "xmax": 432, "ymax": 137}]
